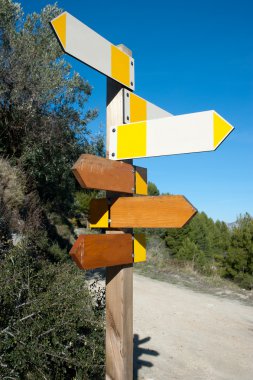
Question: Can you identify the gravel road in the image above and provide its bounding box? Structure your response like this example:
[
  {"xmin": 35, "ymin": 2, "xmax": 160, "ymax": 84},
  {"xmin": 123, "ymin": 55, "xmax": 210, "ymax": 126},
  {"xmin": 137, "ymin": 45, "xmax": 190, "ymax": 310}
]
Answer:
[{"xmin": 133, "ymin": 273, "xmax": 253, "ymax": 380}]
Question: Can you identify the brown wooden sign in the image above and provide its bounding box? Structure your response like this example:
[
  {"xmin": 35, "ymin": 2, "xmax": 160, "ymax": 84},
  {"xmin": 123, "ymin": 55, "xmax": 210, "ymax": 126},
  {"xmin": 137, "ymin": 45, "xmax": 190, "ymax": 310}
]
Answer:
[
  {"xmin": 72, "ymin": 154, "xmax": 147, "ymax": 194},
  {"xmin": 70, "ymin": 234, "xmax": 133, "ymax": 270},
  {"xmin": 89, "ymin": 195, "xmax": 197, "ymax": 228}
]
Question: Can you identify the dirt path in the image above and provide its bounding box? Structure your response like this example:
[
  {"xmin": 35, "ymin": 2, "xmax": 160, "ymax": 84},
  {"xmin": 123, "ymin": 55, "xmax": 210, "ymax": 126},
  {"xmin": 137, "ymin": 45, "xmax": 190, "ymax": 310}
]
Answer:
[{"xmin": 133, "ymin": 273, "xmax": 253, "ymax": 380}]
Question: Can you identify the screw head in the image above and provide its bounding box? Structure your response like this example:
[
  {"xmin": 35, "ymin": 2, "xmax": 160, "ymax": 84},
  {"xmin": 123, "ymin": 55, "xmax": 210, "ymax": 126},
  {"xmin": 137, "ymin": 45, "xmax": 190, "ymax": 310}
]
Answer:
[
  {"xmin": 127, "ymin": 116, "xmax": 129, "ymax": 121},
  {"xmin": 131, "ymin": 82, "xmax": 133, "ymax": 86},
  {"xmin": 112, "ymin": 153, "xmax": 115, "ymax": 157},
  {"xmin": 112, "ymin": 128, "xmax": 116, "ymax": 133},
  {"xmin": 126, "ymin": 92, "xmax": 129, "ymax": 97},
  {"xmin": 131, "ymin": 61, "xmax": 134, "ymax": 66}
]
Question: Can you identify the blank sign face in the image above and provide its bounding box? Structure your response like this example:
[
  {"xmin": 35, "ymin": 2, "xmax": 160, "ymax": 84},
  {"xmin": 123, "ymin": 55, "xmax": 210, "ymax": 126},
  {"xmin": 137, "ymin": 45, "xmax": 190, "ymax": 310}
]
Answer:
[
  {"xmin": 123, "ymin": 89, "xmax": 172, "ymax": 124},
  {"xmin": 51, "ymin": 12, "xmax": 135, "ymax": 90},
  {"xmin": 89, "ymin": 196, "xmax": 197, "ymax": 229},
  {"xmin": 109, "ymin": 110, "xmax": 234, "ymax": 160}
]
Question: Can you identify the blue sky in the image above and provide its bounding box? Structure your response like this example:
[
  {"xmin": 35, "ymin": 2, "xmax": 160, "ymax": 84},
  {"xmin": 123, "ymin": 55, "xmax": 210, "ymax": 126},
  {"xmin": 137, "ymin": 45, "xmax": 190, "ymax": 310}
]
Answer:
[{"xmin": 22, "ymin": 0, "xmax": 253, "ymax": 222}]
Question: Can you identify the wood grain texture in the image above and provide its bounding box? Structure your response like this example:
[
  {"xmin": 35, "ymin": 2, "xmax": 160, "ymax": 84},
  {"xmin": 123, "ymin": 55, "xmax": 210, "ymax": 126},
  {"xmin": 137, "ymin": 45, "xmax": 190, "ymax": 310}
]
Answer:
[
  {"xmin": 72, "ymin": 154, "xmax": 134, "ymax": 193},
  {"xmin": 106, "ymin": 44, "xmax": 133, "ymax": 380},
  {"xmin": 106, "ymin": 262, "xmax": 133, "ymax": 380},
  {"xmin": 89, "ymin": 195, "xmax": 197, "ymax": 229},
  {"xmin": 110, "ymin": 195, "xmax": 197, "ymax": 228},
  {"xmin": 70, "ymin": 234, "xmax": 133, "ymax": 270}
]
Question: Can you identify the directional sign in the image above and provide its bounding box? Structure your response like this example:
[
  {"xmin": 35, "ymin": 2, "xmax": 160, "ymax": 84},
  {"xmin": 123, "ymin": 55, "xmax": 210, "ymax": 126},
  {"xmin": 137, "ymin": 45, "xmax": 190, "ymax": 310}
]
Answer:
[
  {"xmin": 70, "ymin": 233, "xmax": 146, "ymax": 269},
  {"xmin": 123, "ymin": 89, "xmax": 172, "ymax": 124},
  {"xmin": 51, "ymin": 12, "xmax": 135, "ymax": 90},
  {"xmin": 72, "ymin": 154, "xmax": 147, "ymax": 195},
  {"xmin": 55, "ymin": 7, "xmax": 235, "ymax": 379},
  {"xmin": 109, "ymin": 110, "xmax": 234, "ymax": 160},
  {"xmin": 89, "ymin": 196, "xmax": 197, "ymax": 228},
  {"xmin": 70, "ymin": 234, "xmax": 133, "ymax": 269}
]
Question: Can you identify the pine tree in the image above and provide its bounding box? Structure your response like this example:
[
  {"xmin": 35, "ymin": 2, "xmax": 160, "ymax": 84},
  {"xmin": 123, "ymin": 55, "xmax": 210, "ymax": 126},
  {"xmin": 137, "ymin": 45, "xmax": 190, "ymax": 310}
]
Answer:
[
  {"xmin": 177, "ymin": 237, "xmax": 207, "ymax": 271},
  {"xmin": 222, "ymin": 214, "xmax": 253, "ymax": 289}
]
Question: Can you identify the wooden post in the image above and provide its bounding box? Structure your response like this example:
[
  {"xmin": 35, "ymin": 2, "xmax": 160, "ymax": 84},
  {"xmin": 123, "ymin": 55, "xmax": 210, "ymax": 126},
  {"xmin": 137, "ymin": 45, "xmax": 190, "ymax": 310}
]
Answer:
[{"xmin": 106, "ymin": 45, "xmax": 133, "ymax": 380}]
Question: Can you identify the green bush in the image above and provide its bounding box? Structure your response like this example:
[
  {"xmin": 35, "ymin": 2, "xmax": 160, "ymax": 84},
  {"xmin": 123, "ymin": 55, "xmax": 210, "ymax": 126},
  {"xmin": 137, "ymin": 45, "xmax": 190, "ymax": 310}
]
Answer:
[
  {"xmin": 234, "ymin": 273, "xmax": 253, "ymax": 290},
  {"xmin": 0, "ymin": 242, "xmax": 105, "ymax": 379},
  {"xmin": 48, "ymin": 242, "xmax": 68, "ymax": 262},
  {"xmin": 0, "ymin": 2, "xmax": 107, "ymax": 377},
  {"xmin": 221, "ymin": 214, "xmax": 253, "ymax": 289},
  {"xmin": 176, "ymin": 237, "xmax": 209, "ymax": 273},
  {"xmin": 73, "ymin": 191, "xmax": 96, "ymax": 217}
]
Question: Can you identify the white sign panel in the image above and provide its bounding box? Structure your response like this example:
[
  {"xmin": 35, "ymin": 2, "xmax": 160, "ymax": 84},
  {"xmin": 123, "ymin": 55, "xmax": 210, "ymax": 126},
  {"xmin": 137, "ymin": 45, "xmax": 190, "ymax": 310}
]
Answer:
[
  {"xmin": 109, "ymin": 110, "xmax": 234, "ymax": 160},
  {"xmin": 51, "ymin": 12, "xmax": 135, "ymax": 90},
  {"xmin": 123, "ymin": 89, "xmax": 172, "ymax": 124}
]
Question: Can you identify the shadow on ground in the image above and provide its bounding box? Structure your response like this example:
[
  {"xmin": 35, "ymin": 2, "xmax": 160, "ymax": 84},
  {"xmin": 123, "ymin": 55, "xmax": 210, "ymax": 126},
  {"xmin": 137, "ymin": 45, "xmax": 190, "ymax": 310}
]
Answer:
[{"xmin": 133, "ymin": 334, "xmax": 159, "ymax": 379}]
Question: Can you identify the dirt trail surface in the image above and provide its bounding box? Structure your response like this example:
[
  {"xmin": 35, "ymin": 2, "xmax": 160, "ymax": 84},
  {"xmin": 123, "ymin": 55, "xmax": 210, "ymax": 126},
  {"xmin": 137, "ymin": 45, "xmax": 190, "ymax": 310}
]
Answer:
[{"xmin": 133, "ymin": 273, "xmax": 253, "ymax": 380}]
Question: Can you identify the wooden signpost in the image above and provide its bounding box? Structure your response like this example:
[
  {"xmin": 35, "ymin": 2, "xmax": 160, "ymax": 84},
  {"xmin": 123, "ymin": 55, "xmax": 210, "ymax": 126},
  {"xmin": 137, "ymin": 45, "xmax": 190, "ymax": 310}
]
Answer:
[
  {"xmin": 51, "ymin": 11, "xmax": 234, "ymax": 380},
  {"xmin": 105, "ymin": 46, "xmax": 134, "ymax": 380}
]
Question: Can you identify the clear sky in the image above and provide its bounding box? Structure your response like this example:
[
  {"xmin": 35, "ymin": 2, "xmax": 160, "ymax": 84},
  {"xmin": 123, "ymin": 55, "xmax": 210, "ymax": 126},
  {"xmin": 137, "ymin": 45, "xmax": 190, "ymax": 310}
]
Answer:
[{"xmin": 22, "ymin": 0, "xmax": 253, "ymax": 223}]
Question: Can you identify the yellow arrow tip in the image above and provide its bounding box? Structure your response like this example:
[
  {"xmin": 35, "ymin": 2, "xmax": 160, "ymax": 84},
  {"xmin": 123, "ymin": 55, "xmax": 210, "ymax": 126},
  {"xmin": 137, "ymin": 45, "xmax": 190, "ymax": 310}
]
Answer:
[
  {"xmin": 213, "ymin": 112, "xmax": 234, "ymax": 149},
  {"xmin": 51, "ymin": 12, "xmax": 67, "ymax": 49}
]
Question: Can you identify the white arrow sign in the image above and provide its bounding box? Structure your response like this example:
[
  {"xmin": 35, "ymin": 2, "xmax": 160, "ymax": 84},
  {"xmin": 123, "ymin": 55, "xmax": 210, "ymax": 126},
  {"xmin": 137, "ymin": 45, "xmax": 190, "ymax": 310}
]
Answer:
[
  {"xmin": 109, "ymin": 110, "xmax": 234, "ymax": 160},
  {"xmin": 123, "ymin": 89, "xmax": 172, "ymax": 124},
  {"xmin": 51, "ymin": 12, "xmax": 135, "ymax": 90}
]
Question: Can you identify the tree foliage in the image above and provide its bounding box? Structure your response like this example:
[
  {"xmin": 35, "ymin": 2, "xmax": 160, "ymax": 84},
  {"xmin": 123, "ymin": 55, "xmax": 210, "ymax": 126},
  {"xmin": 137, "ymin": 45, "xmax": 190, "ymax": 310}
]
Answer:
[
  {"xmin": 148, "ymin": 181, "xmax": 160, "ymax": 196},
  {"xmin": 146, "ymin": 181, "xmax": 253, "ymax": 289},
  {"xmin": 221, "ymin": 214, "xmax": 253, "ymax": 289},
  {"xmin": 143, "ymin": 178, "xmax": 252, "ymax": 289},
  {"xmin": 0, "ymin": 2, "xmax": 105, "ymax": 378},
  {"xmin": 0, "ymin": 247, "xmax": 105, "ymax": 379},
  {"xmin": 0, "ymin": 157, "xmax": 43, "ymax": 256},
  {"xmin": 0, "ymin": 0, "xmax": 104, "ymax": 210}
]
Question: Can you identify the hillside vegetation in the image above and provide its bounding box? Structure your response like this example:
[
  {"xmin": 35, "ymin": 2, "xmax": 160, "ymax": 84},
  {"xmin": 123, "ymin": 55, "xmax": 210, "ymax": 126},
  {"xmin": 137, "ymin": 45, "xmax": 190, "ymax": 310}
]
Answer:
[
  {"xmin": 0, "ymin": 1, "xmax": 104, "ymax": 378},
  {"xmin": 143, "ymin": 182, "xmax": 253, "ymax": 291}
]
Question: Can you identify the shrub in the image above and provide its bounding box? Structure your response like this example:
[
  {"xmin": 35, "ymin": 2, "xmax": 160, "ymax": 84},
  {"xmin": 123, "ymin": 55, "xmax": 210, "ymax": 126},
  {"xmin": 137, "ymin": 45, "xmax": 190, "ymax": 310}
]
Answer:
[{"xmin": 0, "ymin": 242, "xmax": 105, "ymax": 379}]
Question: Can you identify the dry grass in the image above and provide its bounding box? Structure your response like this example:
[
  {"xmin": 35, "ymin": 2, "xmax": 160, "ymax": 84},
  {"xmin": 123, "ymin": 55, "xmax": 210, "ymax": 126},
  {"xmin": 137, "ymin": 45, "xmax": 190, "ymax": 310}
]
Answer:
[{"xmin": 135, "ymin": 236, "xmax": 253, "ymax": 306}]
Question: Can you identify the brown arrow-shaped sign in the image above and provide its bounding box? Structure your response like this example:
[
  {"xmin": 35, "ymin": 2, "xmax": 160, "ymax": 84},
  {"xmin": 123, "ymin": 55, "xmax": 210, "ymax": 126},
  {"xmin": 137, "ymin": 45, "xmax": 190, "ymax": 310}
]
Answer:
[
  {"xmin": 72, "ymin": 154, "xmax": 147, "ymax": 195},
  {"xmin": 89, "ymin": 195, "xmax": 197, "ymax": 229},
  {"xmin": 70, "ymin": 234, "xmax": 133, "ymax": 270}
]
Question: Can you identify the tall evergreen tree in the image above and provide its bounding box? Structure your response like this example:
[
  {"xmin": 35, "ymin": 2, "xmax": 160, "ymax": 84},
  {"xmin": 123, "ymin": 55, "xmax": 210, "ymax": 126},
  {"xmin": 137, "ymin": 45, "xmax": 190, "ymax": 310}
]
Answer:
[
  {"xmin": 148, "ymin": 181, "xmax": 160, "ymax": 196},
  {"xmin": 222, "ymin": 214, "xmax": 253, "ymax": 289}
]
